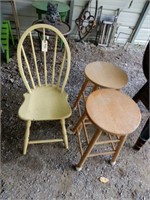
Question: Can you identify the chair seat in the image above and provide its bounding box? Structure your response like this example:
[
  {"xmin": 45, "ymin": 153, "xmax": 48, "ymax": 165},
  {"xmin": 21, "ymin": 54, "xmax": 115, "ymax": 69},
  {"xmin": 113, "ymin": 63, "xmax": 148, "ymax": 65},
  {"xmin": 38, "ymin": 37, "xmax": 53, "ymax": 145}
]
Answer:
[{"xmin": 18, "ymin": 86, "xmax": 72, "ymax": 121}]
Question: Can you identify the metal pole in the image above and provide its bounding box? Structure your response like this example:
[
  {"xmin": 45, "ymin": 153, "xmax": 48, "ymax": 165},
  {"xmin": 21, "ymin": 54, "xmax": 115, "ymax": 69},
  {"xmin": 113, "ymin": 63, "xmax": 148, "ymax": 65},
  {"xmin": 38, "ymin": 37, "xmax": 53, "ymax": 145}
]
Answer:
[
  {"xmin": 129, "ymin": 1, "xmax": 150, "ymax": 44},
  {"xmin": 68, "ymin": 0, "xmax": 74, "ymax": 27}
]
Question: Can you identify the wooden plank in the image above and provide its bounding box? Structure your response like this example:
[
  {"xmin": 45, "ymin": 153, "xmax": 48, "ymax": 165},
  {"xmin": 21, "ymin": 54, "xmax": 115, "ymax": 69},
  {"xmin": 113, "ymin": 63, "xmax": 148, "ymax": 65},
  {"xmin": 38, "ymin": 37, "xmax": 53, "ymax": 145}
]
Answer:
[
  {"xmin": 140, "ymin": 14, "xmax": 150, "ymax": 29},
  {"xmin": 124, "ymin": 0, "xmax": 146, "ymax": 13},
  {"xmin": 135, "ymin": 29, "xmax": 150, "ymax": 40},
  {"xmin": 1, "ymin": 1, "xmax": 36, "ymax": 17},
  {"xmin": 17, "ymin": 15, "xmax": 37, "ymax": 30},
  {"xmin": 117, "ymin": 12, "xmax": 139, "ymax": 27}
]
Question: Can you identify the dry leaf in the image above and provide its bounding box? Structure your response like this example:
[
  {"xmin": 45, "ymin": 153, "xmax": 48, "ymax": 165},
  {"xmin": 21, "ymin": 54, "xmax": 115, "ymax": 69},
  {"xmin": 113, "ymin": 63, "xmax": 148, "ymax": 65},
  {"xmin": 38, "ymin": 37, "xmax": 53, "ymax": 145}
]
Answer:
[{"xmin": 99, "ymin": 177, "xmax": 109, "ymax": 183}]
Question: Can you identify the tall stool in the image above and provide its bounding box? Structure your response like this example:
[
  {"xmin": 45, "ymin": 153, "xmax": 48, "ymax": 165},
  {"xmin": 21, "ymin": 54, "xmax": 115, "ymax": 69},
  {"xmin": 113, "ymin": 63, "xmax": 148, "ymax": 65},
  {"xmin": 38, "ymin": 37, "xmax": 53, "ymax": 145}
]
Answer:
[
  {"xmin": 73, "ymin": 62, "xmax": 128, "ymax": 116},
  {"xmin": 73, "ymin": 89, "xmax": 141, "ymax": 171}
]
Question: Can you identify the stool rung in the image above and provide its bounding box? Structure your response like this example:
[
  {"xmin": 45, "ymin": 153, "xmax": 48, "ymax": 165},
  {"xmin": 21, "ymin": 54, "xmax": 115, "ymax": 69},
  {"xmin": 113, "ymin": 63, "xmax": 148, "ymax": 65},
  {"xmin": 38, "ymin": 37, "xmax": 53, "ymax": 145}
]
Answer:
[
  {"xmin": 84, "ymin": 121, "xmax": 92, "ymax": 125},
  {"xmin": 1, "ymin": 40, "xmax": 8, "ymax": 45},
  {"xmin": 1, "ymin": 47, "xmax": 7, "ymax": 51},
  {"xmin": 76, "ymin": 118, "xmax": 90, "ymax": 145},
  {"xmin": 1, "ymin": 35, "xmax": 8, "ymax": 38},
  {"xmin": 1, "ymin": 30, "xmax": 9, "ymax": 35},
  {"xmin": 95, "ymin": 139, "xmax": 120, "ymax": 145},
  {"xmin": 88, "ymin": 151, "xmax": 115, "ymax": 157}
]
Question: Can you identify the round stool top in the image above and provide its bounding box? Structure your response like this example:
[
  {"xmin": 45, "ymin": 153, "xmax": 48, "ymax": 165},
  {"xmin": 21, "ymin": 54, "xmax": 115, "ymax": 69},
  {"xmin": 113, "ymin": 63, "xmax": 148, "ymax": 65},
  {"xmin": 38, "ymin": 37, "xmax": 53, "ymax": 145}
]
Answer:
[
  {"xmin": 85, "ymin": 61, "xmax": 128, "ymax": 89},
  {"xmin": 86, "ymin": 89, "xmax": 141, "ymax": 135}
]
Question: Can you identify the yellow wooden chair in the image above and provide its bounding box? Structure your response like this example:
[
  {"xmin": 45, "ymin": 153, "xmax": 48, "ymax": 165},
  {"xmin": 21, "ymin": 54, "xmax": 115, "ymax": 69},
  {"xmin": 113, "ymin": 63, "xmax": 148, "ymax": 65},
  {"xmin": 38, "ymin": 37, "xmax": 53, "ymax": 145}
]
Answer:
[{"xmin": 17, "ymin": 24, "xmax": 71, "ymax": 154}]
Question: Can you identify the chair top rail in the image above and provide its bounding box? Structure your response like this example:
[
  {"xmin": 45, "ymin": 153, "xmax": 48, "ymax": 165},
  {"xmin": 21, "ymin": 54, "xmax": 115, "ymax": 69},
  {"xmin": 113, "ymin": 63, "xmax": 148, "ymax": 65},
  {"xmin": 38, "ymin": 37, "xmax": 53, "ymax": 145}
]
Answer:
[{"xmin": 17, "ymin": 24, "xmax": 71, "ymax": 93}]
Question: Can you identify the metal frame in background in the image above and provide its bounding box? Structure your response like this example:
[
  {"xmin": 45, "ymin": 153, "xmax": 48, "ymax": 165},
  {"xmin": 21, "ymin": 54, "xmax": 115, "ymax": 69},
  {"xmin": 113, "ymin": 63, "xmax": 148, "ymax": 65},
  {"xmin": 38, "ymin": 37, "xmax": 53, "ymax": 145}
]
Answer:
[
  {"xmin": 129, "ymin": 0, "xmax": 150, "ymax": 44},
  {"xmin": 95, "ymin": 6, "xmax": 120, "ymax": 46}
]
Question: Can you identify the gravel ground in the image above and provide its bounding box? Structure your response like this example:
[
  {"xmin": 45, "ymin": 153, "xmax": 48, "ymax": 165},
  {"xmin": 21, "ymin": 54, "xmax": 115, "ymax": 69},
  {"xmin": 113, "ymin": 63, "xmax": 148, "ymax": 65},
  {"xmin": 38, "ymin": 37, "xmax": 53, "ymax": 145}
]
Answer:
[{"xmin": 1, "ymin": 40, "xmax": 150, "ymax": 200}]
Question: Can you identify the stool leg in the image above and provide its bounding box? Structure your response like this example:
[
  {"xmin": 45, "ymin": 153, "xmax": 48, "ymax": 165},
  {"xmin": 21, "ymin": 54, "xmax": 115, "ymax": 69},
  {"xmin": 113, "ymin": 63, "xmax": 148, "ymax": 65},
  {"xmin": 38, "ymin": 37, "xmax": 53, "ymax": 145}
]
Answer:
[
  {"xmin": 111, "ymin": 135, "xmax": 127, "ymax": 166},
  {"xmin": 73, "ymin": 78, "xmax": 89, "ymax": 109},
  {"xmin": 76, "ymin": 129, "xmax": 102, "ymax": 171},
  {"xmin": 72, "ymin": 112, "xmax": 87, "ymax": 132},
  {"xmin": 92, "ymin": 84, "xmax": 98, "ymax": 92}
]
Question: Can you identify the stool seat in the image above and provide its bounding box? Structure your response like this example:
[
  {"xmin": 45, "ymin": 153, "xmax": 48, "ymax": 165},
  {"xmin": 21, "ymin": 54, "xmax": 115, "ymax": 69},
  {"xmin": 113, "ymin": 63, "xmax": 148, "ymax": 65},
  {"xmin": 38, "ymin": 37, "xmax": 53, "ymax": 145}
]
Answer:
[
  {"xmin": 86, "ymin": 89, "xmax": 141, "ymax": 135},
  {"xmin": 85, "ymin": 62, "xmax": 128, "ymax": 89},
  {"xmin": 73, "ymin": 61, "xmax": 128, "ymax": 110}
]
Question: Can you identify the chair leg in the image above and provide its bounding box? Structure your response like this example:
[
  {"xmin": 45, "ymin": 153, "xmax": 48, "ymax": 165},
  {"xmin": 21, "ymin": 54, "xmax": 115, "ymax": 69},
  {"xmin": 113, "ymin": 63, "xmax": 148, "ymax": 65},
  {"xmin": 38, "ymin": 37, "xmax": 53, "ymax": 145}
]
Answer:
[
  {"xmin": 61, "ymin": 119, "xmax": 68, "ymax": 149},
  {"xmin": 23, "ymin": 121, "xmax": 31, "ymax": 155},
  {"xmin": 73, "ymin": 78, "xmax": 89, "ymax": 109},
  {"xmin": 76, "ymin": 129, "xmax": 102, "ymax": 171},
  {"xmin": 111, "ymin": 135, "xmax": 127, "ymax": 165}
]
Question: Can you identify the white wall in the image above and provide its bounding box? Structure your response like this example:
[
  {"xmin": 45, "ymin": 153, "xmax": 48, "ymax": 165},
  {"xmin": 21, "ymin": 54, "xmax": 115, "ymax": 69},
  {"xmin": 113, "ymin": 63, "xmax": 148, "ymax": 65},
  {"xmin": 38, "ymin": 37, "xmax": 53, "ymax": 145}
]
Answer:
[
  {"xmin": 70, "ymin": 0, "xmax": 150, "ymax": 45},
  {"xmin": 1, "ymin": 0, "xmax": 150, "ymax": 45},
  {"xmin": 2, "ymin": 0, "xmax": 37, "ymax": 35},
  {"xmin": 134, "ymin": 8, "xmax": 150, "ymax": 44},
  {"xmin": 1, "ymin": 0, "xmax": 69, "ymax": 35}
]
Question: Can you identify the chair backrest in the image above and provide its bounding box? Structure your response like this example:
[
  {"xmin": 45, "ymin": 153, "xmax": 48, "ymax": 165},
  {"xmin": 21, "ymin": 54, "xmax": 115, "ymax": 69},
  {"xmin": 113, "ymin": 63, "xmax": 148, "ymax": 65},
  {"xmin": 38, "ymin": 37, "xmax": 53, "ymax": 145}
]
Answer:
[{"xmin": 17, "ymin": 24, "xmax": 71, "ymax": 93}]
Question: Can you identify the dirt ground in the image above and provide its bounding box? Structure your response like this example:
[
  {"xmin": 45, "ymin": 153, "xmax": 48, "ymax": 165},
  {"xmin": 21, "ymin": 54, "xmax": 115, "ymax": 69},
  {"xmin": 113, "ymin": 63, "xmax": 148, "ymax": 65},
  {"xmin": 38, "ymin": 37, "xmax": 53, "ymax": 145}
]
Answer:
[{"xmin": 1, "ymin": 40, "xmax": 150, "ymax": 200}]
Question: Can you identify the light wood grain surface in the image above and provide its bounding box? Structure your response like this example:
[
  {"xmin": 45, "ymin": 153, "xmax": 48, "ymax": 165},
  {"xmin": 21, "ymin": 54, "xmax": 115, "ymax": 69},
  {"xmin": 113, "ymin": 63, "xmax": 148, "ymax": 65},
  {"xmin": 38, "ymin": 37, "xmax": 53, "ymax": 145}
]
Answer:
[
  {"xmin": 85, "ymin": 61, "xmax": 128, "ymax": 89},
  {"xmin": 86, "ymin": 89, "xmax": 141, "ymax": 135}
]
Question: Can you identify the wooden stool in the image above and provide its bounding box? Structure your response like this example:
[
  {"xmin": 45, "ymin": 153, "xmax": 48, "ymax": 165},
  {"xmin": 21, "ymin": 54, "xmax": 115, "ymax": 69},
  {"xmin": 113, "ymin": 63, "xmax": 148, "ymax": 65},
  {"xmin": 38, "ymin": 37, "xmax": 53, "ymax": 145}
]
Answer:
[
  {"xmin": 73, "ymin": 61, "xmax": 128, "ymax": 116},
  {"xmin": 73, "ymin": 89, "xmax": 141, "ymax": 171},
  {"xmin": 1, "ymin": 20, "xmax": 15, "ymax": 63}
]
